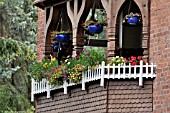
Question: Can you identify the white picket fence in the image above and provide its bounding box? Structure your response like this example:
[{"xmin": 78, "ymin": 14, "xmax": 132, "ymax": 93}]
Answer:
[{"xmin": 31, "ymin": 61, "xmax": 157, "ymax": 101}]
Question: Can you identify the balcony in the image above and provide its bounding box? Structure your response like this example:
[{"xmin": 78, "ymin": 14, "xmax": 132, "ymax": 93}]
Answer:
[{"xmin": 31, "ymin": 61, "xmax": 156, "ymax": 101}]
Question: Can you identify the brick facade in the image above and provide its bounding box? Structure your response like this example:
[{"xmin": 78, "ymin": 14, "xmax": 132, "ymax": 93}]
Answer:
[
  {"xmin": 35, "ymin": 80, "xmax": 153, "ymax": 113},
  {"xmin": 36, "ymin": 8, "xmax": 45, "ymax": 61},
  {"xmin": 150, "ymin": 1, "xmax": 170, "ymax": 113},
  {"xmin": 34, "ymin": 0, "xmax": 170, "ymax": 112}
]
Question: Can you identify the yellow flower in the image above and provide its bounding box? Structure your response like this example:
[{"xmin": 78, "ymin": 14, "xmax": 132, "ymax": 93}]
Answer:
[
  {"xmin": 43, "ymin": 63, "xmax": 48, "ymax": 68},
  {"xmin": 51, "ymin": 57, "xmax": 56, "ymax": 62}
]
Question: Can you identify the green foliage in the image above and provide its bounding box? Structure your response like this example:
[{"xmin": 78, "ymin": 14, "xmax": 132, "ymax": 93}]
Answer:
[
  {"xmin": 109, "ymin": 56, "xmax": 125, "ymax": 66},
  {"xmin": 0, "ymin": 0, "xmax": 37, "ymax": 43},
  {"xmin": 0, "ymin": 0, "xmax": 37, "ymax": 112},
  {"xmin": 30, "ymin": 58, "xmax": 58, "ymax": 82},
  {"xmin": 0, "ymin": 84, "xmax": 35, "ymax": 112},
  {"xmin": 63, "ymin": 48, "xmax": 106, "ymax": 82},
  {"xmin": 0, "ymin": 37, "xmax": 36, "ymax": 78}
]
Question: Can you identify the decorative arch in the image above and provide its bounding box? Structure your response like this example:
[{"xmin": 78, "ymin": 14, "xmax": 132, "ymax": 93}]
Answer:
[{"xmin": 114, "ymin": 0, "xmax": 148, "ymax": 25}]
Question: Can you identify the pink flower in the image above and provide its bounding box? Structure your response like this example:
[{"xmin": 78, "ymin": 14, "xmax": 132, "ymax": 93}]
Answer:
[
  {"xmin": 131, "ymin": 56, "xmax": 136, "ymax": 61},
  {"xmin": 123, "ymin": 58, "xmax": 127, "ymax": 61},
  {"xmin": 138, "ymin": 56, "xmax": 142, "ymax": 60}
]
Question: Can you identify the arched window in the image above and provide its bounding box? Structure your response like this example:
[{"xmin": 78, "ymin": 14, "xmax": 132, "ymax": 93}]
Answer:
[{"xmin": 115, "ymin": 0, "xmax": 143, "ymax": 58}]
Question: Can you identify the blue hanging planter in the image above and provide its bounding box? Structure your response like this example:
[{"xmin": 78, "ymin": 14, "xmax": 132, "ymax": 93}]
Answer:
[
  {"xmin": 55, "ymin": 34, "xmax": 69, "ymax": 43},
  {"xmin": 127, "ymin": 16, "xmax": 139, "ymax": 24},
  {"xmin": 51, "ymin": 43, "xmax": 59, "ymax": 52},
  {"xmin": 88, "ymin": 25, "xmax": 103, "ymax": 34}
]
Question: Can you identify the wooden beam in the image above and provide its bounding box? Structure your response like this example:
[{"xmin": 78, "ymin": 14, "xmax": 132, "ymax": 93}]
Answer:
[
  {"xmin": 85, "ymin": 39, "xmax": 107, "ymax": 47},
  {"xmin": 44, "ymin": 7, "xmax": 53, "ymax": 40},
  {"xmin": 67, "ymin": 0, "xmax": 86, "ymax": 57},
  {"xmin": 34, "ymin": 0, "xmax": 71, "ymax": 9}
]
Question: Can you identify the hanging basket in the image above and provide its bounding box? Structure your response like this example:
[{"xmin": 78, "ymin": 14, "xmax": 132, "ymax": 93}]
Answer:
[
  {"xmin": 55, "ymin": 34, "xmax": 70, "ymax": 43},
  {"xmin": 124, "ymin": 12, "xmax": 142, "ymax": 25},
  {"xmin": 88, "ymin": 24, "xmax": 103, "ymax": 34},
  {"xmin": 127, "ymin": 16, "xmax": 139, "ymax": 24},
  {"xmin": 52, "ymin": 43, "xmax": 60, "ymax": 52}
]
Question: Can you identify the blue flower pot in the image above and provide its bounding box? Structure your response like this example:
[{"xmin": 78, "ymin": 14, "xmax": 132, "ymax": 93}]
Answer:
[
  {"xmin": 51, "ymin": 43, "xmax": 59, "ymax": 52},
  {"xmin": 55, "ymin": 34, "xmax": 69, "ymax": 43},
  {"xmin": 88, "ymin": 25, "xmax": 103, "ymax": 34},
  {"xmin": 127, "ymin": 16, "xmax": 139, "ymax": 24}
]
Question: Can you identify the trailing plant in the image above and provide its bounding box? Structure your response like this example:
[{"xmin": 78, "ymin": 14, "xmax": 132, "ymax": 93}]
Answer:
[
  {"xmin": 47, "ymin": 65, "xmax": 68, "ymax": 85},
  {"xmin": 63, "ymin": 48, "xmax": 106, "ymax": 83},
  {"xmin": 30, "ymin": 57, "xmax": 58, "ymax": 82},
  {"xmin": 50, "ymin": 31, "xmax": 72, "ymax": 38}
]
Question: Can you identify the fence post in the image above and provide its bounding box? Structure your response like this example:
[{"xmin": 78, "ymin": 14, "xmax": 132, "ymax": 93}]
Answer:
[
  {"xmin": 46, "ymin": 80, "xmax": 50, "ymax": 98},
  {"xmin": 100, "ymin": 61, "xmax": 105, "ymax": 86},
  {"xmin": 63, "ymin": 80, "xmax": 68, "ymax": 94},
  {"xmin": 82, "ymin": 71, "xmax": 85, "ymax": 90},
  {"xmin": 31, "ymin": 78, "xmax": 34, "ymax": 102},
  {"xmin": 139, "ymin": 60, "xmax": 143, "ymax": 86}
]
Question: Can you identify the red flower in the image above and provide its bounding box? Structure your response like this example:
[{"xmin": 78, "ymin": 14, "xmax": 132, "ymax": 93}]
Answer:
[
  {"xmin": 131, "ymin": 62, "xmax": 137, "ymax": 66},
  {"xmin": 51, "ymin": 68, "xmax": 55, "ymax": 72}
]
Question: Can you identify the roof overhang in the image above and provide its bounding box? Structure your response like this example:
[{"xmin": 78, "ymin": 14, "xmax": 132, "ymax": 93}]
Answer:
[{"xmin": 34, "ymin": 0, "xmax": 71, "ymax": 9}]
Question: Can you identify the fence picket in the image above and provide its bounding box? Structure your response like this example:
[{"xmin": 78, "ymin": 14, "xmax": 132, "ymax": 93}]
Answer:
[
  {"xmin": 31, "ymin": 61, "xmax": 157, "ymax": 101},
  {"xmin": 139, "ymin": 60, "xmax": 143, "ymax": 86}
]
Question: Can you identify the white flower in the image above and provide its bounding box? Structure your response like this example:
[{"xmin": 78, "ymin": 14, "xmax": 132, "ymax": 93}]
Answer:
[
  {"xmin": 116, "ymin": 56, "xmax": 119, "ymax": 58},
  {"xmin": 67, "ymin": 62, "xmax": 70, "ymax": 65},
  {"xmin": 65, "ymin": 59, "xmax": 68, "ymax": 62}
]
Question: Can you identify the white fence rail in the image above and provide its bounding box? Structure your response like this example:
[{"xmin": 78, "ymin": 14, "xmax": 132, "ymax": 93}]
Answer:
[{"xmin": 31, "ymin": 61, "xmax": 157, "ymax": 101}]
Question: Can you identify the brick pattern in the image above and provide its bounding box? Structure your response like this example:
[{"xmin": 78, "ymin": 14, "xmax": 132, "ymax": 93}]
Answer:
[
  {"xmin": 35, "ymin": 80, "xmax": 107, "ymax": 113},
  {"xmin": 108, "ymin": 80, "xmax": 153, "ymax": 113},
  {"xmin": 36, "ymin": 8, "xmax": 45, "ymax": 61},
  {"xmin": 150, "ymin": 1, "xmax": 170, "ymax": 113},
  {"xmin": 35, "ymin": 80, "xmax": 153, "ymax": 113}
]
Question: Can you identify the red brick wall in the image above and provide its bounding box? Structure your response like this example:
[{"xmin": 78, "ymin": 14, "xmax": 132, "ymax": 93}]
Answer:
[
  {"xmin": 150, "ymin": 1, "xmax": 170, "ymax": 113},
  {"xmin": 36, "ymin": 8, "xmax": 45, "ymax": 61}
]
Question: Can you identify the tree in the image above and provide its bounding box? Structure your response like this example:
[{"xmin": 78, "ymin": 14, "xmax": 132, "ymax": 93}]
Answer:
[{"xmin": 0, "ymin": 0, "xmax": 37, "ymax": 112}]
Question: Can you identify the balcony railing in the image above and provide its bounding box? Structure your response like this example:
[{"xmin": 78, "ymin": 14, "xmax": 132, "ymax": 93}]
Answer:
[{"xmin": 31, "ymin": 61, "xmax": 157, "ymax": 101}]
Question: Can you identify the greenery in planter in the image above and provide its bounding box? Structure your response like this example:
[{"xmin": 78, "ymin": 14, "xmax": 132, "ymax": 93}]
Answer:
[
  {"xmin": 82, "ymin": 19, "xmax": 107, "ymax": 29},
  {"xmin": 47, "ymin": 65, "xmax": 68, "ymax": 86},
  {"xmin": 124, "ymin": 56, "xmax": 144, "ymax": 65},
  {"xmin": 30, "ymin": 57, "xmax": 58, "ymax": 82},
  {"xmin": 63, "ymin": 48, "xmax": 106, "ymax": 83},
  {"xmin": 109, "ymin": 56, "xmax": 125, "ymax": 66},
  {"xmin": 82, "ymin": 9, "xmax": 107, "ymax": 35},
  {"xmin": 51, "ymin": 31, "xmax": 72, "ymax": 38},
  {"xmin": 109, "ymin": 56, "xmax": 144, "ymax": 66}
]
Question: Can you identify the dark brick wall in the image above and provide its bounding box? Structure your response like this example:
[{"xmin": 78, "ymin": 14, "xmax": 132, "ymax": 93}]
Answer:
[
  {"xmin": 107, "ymin": 80, "xmax": 153, "ymax": 113},
  {"xmin": 35, "ymin": 80, "xmax": 107, "ymax": 113},
  {"xmin": 35, "ymin": 80, "xmax": 153, "ymax": 113}
]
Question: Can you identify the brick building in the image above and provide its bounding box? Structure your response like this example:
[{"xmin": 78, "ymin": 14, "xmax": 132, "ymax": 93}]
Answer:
[{"xmin": 32, "ymin": 0, "xmax": 170, "ymax": 113}]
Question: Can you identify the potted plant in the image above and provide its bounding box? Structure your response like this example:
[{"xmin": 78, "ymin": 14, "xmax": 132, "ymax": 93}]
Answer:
[
  {"xmin": 51, "ymin": 31, "xmax": 72, "ymax": 43},
  {"xmin": 82, "ymin": 19, "xmax": 107, "ymax": 35},
  {"xmin": 30, "ymin": 57, "xmax": 58, "ymax": 82},
  {"xmin": 62, "ymin": 48, "xmax": 106, "ymax": 83},
  {"xmin": 123, "ymin": 12, "xmax": 142, "ymax": 24}
]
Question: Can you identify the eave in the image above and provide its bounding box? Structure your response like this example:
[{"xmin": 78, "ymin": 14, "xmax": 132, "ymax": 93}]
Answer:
[{"xmin": 34, "ymin": 0, "xmax": 71, "ymax": 9}]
